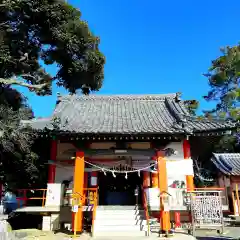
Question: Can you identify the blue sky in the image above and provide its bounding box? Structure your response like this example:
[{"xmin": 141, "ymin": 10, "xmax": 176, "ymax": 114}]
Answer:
[{"xmin": 17, "ymin": 0, "xmax": 240, "ymax": 117}]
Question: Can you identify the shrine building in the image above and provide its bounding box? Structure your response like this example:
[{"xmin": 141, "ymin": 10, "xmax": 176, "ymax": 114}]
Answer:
[{"xmin": 23, "ymin": 93, "xmax": 235, "ymax": 235}]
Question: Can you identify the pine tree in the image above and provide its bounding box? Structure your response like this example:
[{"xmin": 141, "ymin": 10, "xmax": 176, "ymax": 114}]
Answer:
[{"xmin": 204, "ymin": 45, "xmax": 240, "ymax": 152}]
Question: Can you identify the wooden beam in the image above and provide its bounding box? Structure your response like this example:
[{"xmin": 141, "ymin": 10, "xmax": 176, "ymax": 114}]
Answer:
[{"xmin": 64, "ymin": 149, "xmax": 156, "ymax": 157}]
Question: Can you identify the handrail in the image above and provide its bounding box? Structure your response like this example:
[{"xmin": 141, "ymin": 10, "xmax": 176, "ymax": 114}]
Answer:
[
  {"xmin": 167, "ymin": 187, "xmax": 225, "ymax": 191},
  {"xmin": 142, "ymin": 186, "xmax": 150, "ymax": 236},
  {"xmin": 16, "ymin": 188, "xmax": 100, "ymax": 207},
  {"xmin": 62, "ymin": 188, "xmax": 99, "ymax": 208},
  {"xmin": 16, "ymin": 188, "xmax": 47, "ymax": 207},
  {"xmin": 65, "ymin": 188, "xmax": 97, "ymax": 191}
]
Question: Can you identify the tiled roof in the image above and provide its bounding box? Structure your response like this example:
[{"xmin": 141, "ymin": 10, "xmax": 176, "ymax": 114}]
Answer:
[
  {"xmin": 23, "ymin": 94, "xmax": 235, "ymax": 135},
  {"xmin": 211, "ymin": 153, "xmax": 240, "ymax": 175}
]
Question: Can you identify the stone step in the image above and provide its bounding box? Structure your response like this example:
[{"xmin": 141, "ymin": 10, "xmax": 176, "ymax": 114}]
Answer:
[
  {"xmin": 93, "ymin": 206, "xmax": 147, "ymax": 237},
  {"xmin": 96, "ymin": 210, "xmax": 144, "ymax": 216},
  {"xmin": 93, "ymin": 230, "xmax": 148, "ymax": 237},
  {"xmin": 94, "ymin": 224, "xmax": 146, "ymax": 232},
  {"xmin": 97, "ymin": 205, "xmax": 143, "ymax": 210},
  {"xmin": 94, "ymin": 219, "xmax": 147, "ymax": 226},
  {"xmin": 95, "ymin": 213, "xmax": 145, "ymax": 220}
]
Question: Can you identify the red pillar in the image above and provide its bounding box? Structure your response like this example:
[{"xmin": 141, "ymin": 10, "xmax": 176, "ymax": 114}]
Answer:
[
  {"xmin": 183, "ymin": 139, "xmax": 194, "ymax": 191},
  {"xmin": 157, "ymin": 151, "xmax": 170, "ymax": 233},
  {"xmin": 174, "ymin": 212, "xmax": 181, "ymax": 228},
  {"xmin": 151, "ymin": 156, "xmax": 159, "ymax": 188},
  {"xmin": 72, "ymin": 151, "xmax": 85, "ymax": 232},
  {"xmin": 143, "ymin": 172, "xmax": 150, "ymax": 188},
  {"xmin": 48, "ymin": 136, "xmax": 57, "ymax": 183},
  {"xmin": 84, "ymin": 172, "xmax": 88, "ymax": 188},
  {"xmin": 142, "ymin": 171, "xmax": 150, "ymax": 213}
]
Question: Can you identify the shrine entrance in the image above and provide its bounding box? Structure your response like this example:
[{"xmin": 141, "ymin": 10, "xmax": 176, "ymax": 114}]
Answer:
[{"xmin": 98, "ymin": 172, "xmax": 143, "ymax": 205}]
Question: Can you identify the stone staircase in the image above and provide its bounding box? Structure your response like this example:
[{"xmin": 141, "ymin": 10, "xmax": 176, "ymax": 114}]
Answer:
[{"xmin": 92, "ymin": 205, "xmax": 148, "ymax": 237}]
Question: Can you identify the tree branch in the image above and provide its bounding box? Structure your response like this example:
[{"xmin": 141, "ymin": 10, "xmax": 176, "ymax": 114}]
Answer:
[
  {"xmin": 0, "ymin": 21, "xmax": 9, "ymax": 27},
  {"xmin": 0, "ymin": 56, "xmax": 16, "ymax": 65},
  {"xmin": 0, "ymin": 78, "xmax": 49, "ymax": 90}
]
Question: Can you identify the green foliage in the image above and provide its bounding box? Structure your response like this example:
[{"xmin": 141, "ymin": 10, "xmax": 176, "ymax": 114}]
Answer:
[
  {"xmin": 0, "ymin": 86, "xmax": 40, "ymax": 190},
  {"xmin": 184, "ymin": 100, "xmax": 199, "ymax": 116},
  {"xmin": 0, "ymin": 0, "xmax": 105, "ymax": 189},
  {"xmin": 204, "ymin": 44, "xmax": 240, "ymax": 152},
  {"xmin": 214, "ymin": 134, "xmax": 239, "ymax": 153},
  {"xmin": 0, "ymin": 0, "xmax": 105, "ymax": 95},
  {"xmin": 204, "ymin": 45, "xmax": 240, "ymax": 120}
]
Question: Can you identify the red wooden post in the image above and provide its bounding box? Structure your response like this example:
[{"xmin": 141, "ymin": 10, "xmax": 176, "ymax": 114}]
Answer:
[
  {"xmin": 157, "ymin": 151, "xmax": 171, "ymax": 233},
  {"xmin": 182, "ymin": 138, "xmax": 194, "ymax": 226},
  {"xmin": 143, "ymin": 172, "xmax": 150, "ymax": 188},
  {"xmin": 183, "ymin": 139, "xmax": 194, "ymax": 191},
  {"xmin": 72, "ymin": 151, "xmax": 85, "ymax": 232},
  {"xmin": 151, "ymin": 156, "xmax": 159, "ymax": 188},
  {"xmin": 48, "ymin": 136, "xmax": 57, "ymax": 183},
  {"xmin": 174, "ymin": 212, "xmax": 181, "ymax": 228},
  {"xmin": 23, "ymin": 189, "xmax": 27, "ymax": 207}
]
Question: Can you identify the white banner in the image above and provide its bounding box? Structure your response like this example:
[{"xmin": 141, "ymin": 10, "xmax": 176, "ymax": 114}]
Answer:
[
  {"xmin": 45, "ymin": 183, "xmax": 62, "ymax": 207},
  {"xmin": 145, "ymin": 188, "xmax": 160, "ymax": 209},
  {"xmin": 166, "ymin": 159, "xmax": 194, "ymax": 176}
]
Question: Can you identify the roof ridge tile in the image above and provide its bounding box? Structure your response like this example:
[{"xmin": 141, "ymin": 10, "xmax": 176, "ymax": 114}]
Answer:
[{"xmin": 58, "ymin": 93, "xmax": 178, "ymax": 102}]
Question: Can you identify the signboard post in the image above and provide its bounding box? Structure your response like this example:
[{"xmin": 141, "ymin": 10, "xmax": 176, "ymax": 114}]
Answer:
[{"xmin": 71, "ymin": 193, "xmax": 82, "ymax": 238}]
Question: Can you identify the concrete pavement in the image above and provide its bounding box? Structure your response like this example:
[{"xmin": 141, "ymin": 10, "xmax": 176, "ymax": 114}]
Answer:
[
  {"xmin": 195, "ymin": 227, "xmax": 239, "ymax": 239},
  {"xmin": 90, "ymin": 233, "xmax": 197, "ymax": 240},
  {"xmin": 7, "ymin": 227, "xmax": 240, "ymax": 239}
]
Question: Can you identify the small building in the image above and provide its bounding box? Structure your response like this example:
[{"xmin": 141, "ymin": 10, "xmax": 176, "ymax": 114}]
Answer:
[
  {"xmin": 212, "ymin": 153, "xmax": 240, "ymax": 214},
  {"xmin": 23, "ymin": 93, "xmax": 235, "ymax": 234}
]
